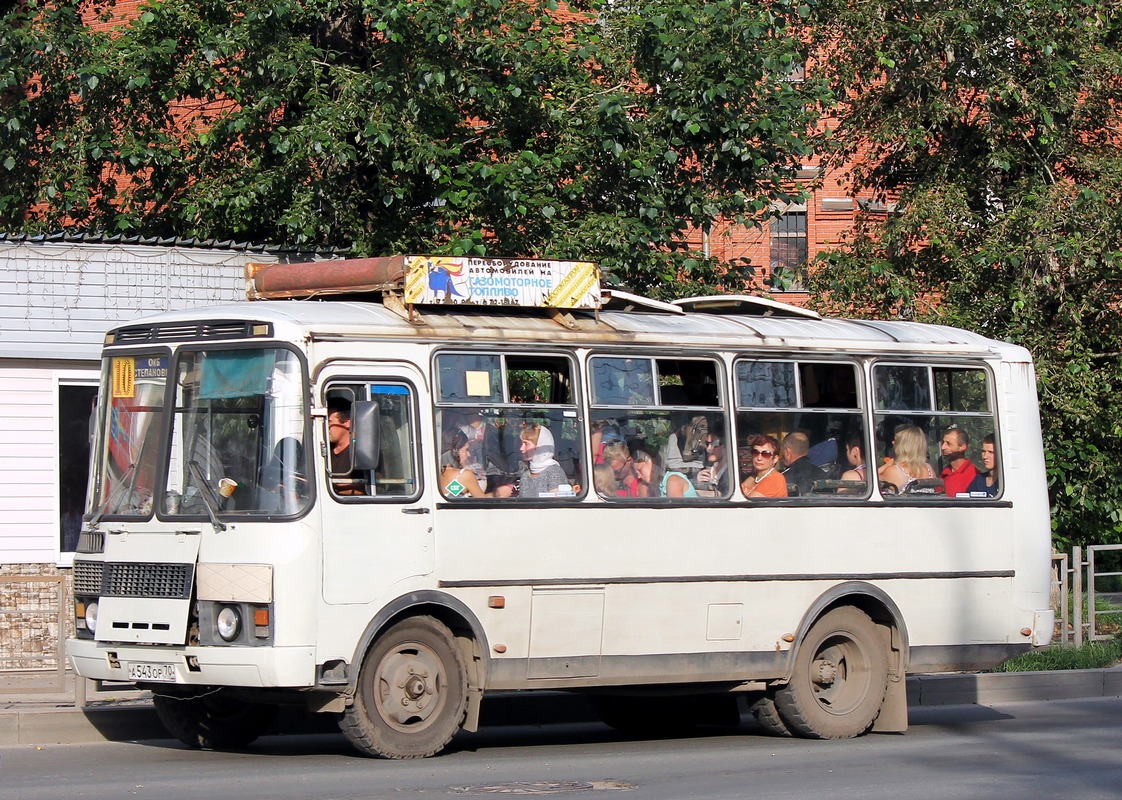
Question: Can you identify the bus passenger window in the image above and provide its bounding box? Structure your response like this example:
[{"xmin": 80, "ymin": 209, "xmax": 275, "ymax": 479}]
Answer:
[
  {"xmin": 589, "ymin": 356, "xmax": 722, "ymax": 499},
  {"xmin": 735, "ymin": 359, "xmax": 867, "ymax": 498},
  {"xmin": 435, "ymin": 352, "xmax": 582, "ymax": 500},
  {"xmin": 873, "ymin": 364, "xmax": 997, "ymax": 499}
]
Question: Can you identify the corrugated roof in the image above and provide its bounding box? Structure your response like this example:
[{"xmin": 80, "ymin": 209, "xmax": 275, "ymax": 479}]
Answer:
[{"xmin": 0, "ymin": 231, "xmax": 347, "ymax": 255}]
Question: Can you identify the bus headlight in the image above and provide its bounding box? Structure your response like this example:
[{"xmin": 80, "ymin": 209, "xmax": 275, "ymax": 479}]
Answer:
[
  {"xmin": 83, "ymin": 601, "xmax": 98, "ymax": 633},
  {"xmin": 216, "ymin": 605, "xmax": 241, "ymax": 642}
]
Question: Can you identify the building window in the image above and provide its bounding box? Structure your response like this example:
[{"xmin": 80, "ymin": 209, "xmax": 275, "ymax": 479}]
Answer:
[{"xmin": 770, "ymin": 211, "xmax": 808, "ymax": 291}]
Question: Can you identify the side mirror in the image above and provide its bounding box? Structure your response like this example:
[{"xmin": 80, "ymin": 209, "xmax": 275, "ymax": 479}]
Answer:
[{"xmin": 350, "ymin": 401, "xmax": 382, "ymax": 471}]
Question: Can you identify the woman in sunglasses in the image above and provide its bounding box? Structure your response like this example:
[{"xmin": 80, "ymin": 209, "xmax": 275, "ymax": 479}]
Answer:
[{"xmin": 742, "ymin": 434, "xmax": 788, "ymax": 498}]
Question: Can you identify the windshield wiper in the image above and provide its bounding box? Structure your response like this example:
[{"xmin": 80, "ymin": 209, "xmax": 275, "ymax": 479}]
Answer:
[
  {"xmin": 188, "ymin": 460, "xmax": 227, "ymax": 532},
  {"xmin": 87, "ymin": 462, "xmax": 138, "ymax": 529}
]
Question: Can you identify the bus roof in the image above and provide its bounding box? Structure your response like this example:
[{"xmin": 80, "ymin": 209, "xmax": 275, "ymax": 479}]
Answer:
[{"xmin": 106, "ymin": 295, "xmax": 1029, "ymax": 362}]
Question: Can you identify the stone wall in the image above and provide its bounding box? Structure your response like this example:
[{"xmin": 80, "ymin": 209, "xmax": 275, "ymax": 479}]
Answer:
[{"xmin": 0, "ymin": 563, "xmax": 73, "ymax": 671}]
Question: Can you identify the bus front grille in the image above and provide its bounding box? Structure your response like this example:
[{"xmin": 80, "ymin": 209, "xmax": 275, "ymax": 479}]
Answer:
[
  {"xmin": 73, "ymin": 560, "xmax": 104, "ymax": 595},
  {"xmin": 102, "ymin": 563, "xmax": 194, "ymax": 599}
]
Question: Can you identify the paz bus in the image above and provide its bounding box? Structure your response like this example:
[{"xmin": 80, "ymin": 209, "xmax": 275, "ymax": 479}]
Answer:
[{"xmin": 67, "ymin": 255, "xmax": 1054, "ymax": 758}]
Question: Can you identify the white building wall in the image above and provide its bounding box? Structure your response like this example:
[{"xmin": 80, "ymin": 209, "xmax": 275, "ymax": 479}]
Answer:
[
  {"xmin": 0, "ymin": 362, "xmax": 94, "ymax": 564},
  {"xmin": 0, "ymin": 240, "xmax": 273, "ymax": 361},
  {"xmin": 0, "ymin": 240, "xmax": 306, "ymax": 566}
]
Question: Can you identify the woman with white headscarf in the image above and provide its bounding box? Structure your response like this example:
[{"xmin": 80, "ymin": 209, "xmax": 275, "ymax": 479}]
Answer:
[{"xmin": 508, "ymin": 423, "xmax": 568, "ymax": 497}]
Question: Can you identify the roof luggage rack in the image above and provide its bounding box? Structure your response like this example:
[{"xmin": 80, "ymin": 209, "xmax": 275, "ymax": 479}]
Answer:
[{"xmin": 247, "ymin": 255, "xmax": 601, "ymax": 309}]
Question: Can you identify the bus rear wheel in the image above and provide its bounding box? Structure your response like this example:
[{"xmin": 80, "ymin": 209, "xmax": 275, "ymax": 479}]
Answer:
[
  {"xmin": 340, "ymin": 616, "xmax": 468, "ymax": 759},
  {"xmin": 748, "ymin": 693, "xmax": 793, "ymax": 737},
  {"xmin": 775, "ymin": 606, "xmax": 888, "ymax": 739},
  {"xmin": 152, "ymin": 689, "xmax": 277, "ymax": 750}
]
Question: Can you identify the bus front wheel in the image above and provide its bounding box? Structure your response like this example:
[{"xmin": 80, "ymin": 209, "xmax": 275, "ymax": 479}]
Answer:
[
  {"xmin": 340, "ymin": 616, "xmax": 468, "ymax": 759},
  {"xmin": 152, "ymin": 689, "xmax": 277, "ymax": 750},
  {"xmin": 775, "ymin": 606, "xmax": 889, "ymax": 739}
]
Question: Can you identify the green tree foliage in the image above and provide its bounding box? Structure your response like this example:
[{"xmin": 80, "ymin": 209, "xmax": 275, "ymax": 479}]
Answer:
[
  {"xmin": 0, "ymin": 0, "xmax": 829, "ymax": 296},
  {"xmin": 803, "ymin": 0, "xmax": 1122, "ymax": 547}
]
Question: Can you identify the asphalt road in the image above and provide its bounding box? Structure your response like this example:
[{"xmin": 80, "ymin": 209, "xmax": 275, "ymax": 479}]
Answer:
[{"xmin": 2, "ymin": 696, "xmax": 1121, "ymax": 800}]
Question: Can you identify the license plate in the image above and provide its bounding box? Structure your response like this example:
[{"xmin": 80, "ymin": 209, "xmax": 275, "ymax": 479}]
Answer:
[{"xmin": 127, "ymin": 662, "xmax": 177, "ymax": 682}]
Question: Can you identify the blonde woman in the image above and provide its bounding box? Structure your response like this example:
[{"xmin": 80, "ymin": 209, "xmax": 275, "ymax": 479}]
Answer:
[{"xmin": 878, "ymin": 425, "xmax": 936, "ymax": 493}]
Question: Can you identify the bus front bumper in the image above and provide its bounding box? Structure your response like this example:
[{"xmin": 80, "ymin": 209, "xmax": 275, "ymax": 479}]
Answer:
[{"xmin": 66, "ymin": 639, "xmax": 317, "ymax": 689}]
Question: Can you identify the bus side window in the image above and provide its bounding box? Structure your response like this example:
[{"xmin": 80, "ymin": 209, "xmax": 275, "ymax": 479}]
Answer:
[
  {"xmin": 369, "ymin": 384, "xmax": 419, "ymax": 498},
  {"xmin": 873, "ymin": 364, "xmax": 997, "ymax": 499},
  {"xmin": 735, "ymin": 359, "xmax": 868, "ymax": 499},
  {"xmin": 435, "ymin": 351, "xmax": 582, "ymax": 500},
  {"xmin": 326, "ymin": 382, "xmax": 419, "ymax": 500},
  {"xmin": 589, "ymin": 356, "xmax": 723, "ymax": 500}
]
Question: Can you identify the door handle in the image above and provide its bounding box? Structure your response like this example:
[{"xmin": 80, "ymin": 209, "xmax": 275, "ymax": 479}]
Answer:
[{"xmin": 402, "ymin": 507, "xmax": 431, "ymax": 515}]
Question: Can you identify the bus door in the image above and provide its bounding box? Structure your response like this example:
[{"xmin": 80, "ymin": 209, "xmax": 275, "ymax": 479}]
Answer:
[{"xmin": 319, "ymin": 369, "xmax": 433, "ymax": 605}]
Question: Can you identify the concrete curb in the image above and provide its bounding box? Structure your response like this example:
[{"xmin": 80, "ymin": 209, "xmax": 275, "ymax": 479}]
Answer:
[{"xmin": 3, "ymin": 669, "xmax": 1121, "ymax": 747}]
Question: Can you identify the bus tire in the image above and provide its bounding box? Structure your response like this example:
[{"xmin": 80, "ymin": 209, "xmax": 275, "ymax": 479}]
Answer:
[
  {"xmin": 152, "ymin": 689, "xmax": 277, "ymax": 750},
  {"xmin": 340, "ymin": 616, "xmax": 468, "ymax": 759},
  {"xmin": 749, "ymin": 693, "xmax": 793, "ymax": 737},
  {"xmin": 775, "ymin": 606, "xmax": 889, "ymax": 739}
]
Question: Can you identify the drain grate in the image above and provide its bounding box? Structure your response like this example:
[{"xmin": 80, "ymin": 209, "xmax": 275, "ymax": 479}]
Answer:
[{"xmin": 452, "ymin": 780, "xmax": 635, "ymax": 795}]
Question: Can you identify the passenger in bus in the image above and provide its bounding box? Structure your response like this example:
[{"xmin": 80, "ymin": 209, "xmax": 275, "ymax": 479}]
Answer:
[
  {"xmin": 838, "ymin": 432, "xmax": 868, "ymax": 493},
  {"xmin": 455, "ymin": 410, "xmax": 494, "ymax": 492},
  {"xmin": 590, "ymin": 419, "xmax": 624, "ymax": 466},
  {"xmin": 497, "ymin": 423, "xmax": 569, "ymax": 498},
  {"xmin": 592, "ymin": 464, "xmax": 619, "ymax": 497},
  {"xmin": 940, "ymin": 427, "xmax": 978, "ymax": 497},
  {"xmin": 327, "ymin": 399, "xmax": 366, "ymax": 495},
  {"xmin": 742, "ymin": 435, "xmax": 788, "ymax": 498},
  {"xmin": 780, "ymin": 432, "xmax": 825, "ymax": 495},
  {"xmin": 696, "ymin": 421, "xmax": 730, "ymax": 496},
  {"xmin": 665, "ymin": 412, "xmax": 708, "ymax": 479},
  {"xmin": 878, "ymin": 425, "xmax": 936, "ymax": 493},
  {"xmin": 634, "ymin": 449, "xmax": 698, "ymax": 498},
  {"xmin": 965, "ymin": 433, "xmax": 999, "ymax": 497},
  {"xmin": 440, "ymin": 429, "xmax": 491, "ymax": 498},
  {"xmin": 602, "ymin": 440, "xmax": 643, "ymax": 497}
]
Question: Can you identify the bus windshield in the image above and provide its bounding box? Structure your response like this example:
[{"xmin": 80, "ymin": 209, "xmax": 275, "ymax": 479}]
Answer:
[
  {"xmin": 87, "ymin": 346, "xmax": 309, "ymax": 520},
  {"xmin": 88, "ymin": 354, "xmax": 171, "ymax": 518},
  {"xmin": 165, "ymin": 347, "xmax": 309, "ymax": 518}
]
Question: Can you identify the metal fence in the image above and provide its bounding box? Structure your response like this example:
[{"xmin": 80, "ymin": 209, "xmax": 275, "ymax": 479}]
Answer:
[{"xmin": 1053, "ymin": 544, "xmax": 1122, "ymax": 646}]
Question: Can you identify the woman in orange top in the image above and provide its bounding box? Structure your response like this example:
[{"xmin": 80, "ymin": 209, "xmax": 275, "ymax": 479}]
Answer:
[{"xmin": 742, "ymin": 434, "xmax": 788, "ymax": 498}]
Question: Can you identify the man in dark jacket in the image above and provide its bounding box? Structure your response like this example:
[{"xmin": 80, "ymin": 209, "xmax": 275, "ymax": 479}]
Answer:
[{"xmin": 781, "ymin": 432, "xmax": 826, "ymax": 496}]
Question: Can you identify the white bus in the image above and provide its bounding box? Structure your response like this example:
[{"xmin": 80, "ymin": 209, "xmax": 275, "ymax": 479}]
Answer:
[{"xmin": 67, "ymin": 256, "xmax": 1054, "ymax": 758}]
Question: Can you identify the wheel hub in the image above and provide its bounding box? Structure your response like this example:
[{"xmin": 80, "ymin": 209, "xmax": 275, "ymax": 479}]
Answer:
[
  {"xmin": 403, "ymin": 672, "xmax": 428, "ymax": 702},
  {"xmin": 812, "ymin": 658, "xmax": 839, "ymax": 687},
  {"xmin": 378, "ymin": 649, "xmax": 442, "ymax": 726}
]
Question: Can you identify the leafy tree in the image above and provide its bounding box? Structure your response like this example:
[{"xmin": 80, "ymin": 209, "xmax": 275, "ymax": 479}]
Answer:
[
  {"xmin": 0, "ymin": 0, "xmax": 830, "ymax": 297},
  {"xmin": 802, "ymin": 0, "xmax": 1122, "ymax": 547}
]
